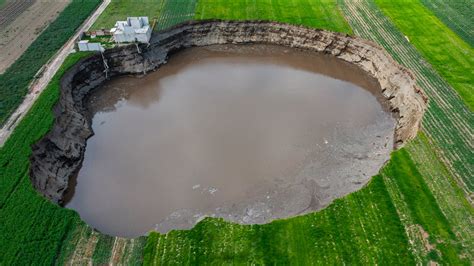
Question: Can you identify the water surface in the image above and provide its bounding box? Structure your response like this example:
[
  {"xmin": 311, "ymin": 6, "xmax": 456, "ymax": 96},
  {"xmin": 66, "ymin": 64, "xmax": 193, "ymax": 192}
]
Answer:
[{"xmin": 66, "ymin": 45, "xmax": 395, "ymax": 237}]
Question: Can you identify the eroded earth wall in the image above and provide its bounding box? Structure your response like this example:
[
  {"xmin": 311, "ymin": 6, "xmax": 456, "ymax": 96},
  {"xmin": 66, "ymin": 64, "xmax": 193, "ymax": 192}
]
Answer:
[{"xmin": 29, "ymin": 20, "xmax": 427, "ymax": 203}]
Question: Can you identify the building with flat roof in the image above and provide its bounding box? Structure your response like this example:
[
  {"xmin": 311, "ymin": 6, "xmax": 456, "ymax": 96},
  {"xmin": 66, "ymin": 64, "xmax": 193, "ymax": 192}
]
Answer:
[
  {"xmin": 77, "ymin": 40, "xmax": 105, "ymax": 52},
  {"xmin": 110, "ymin": 17, "xmax": 152, "ymax": 43}
]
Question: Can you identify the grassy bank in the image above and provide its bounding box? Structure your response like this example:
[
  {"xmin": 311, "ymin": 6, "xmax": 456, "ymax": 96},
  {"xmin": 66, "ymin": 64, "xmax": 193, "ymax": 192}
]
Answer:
[{"xmin": 0, "ymin": 0, "xmax": 101, "ymax": 126}]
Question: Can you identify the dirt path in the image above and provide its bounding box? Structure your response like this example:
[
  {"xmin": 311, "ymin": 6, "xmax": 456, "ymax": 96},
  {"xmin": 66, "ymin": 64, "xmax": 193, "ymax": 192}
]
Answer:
[
  {"xmin": 0, "ymin": 0, "xmax": 111, "ymax": 147},
  {"xmin": 0, "ymin": 0, "xmax": 70, "ymax": 73}
]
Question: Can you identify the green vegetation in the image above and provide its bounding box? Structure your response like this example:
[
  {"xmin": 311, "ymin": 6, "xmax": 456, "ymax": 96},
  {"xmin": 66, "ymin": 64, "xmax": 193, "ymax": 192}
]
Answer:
[
  {"xmin": 0, "ymin": 50, "xmax": 146, "ymax": 264},
  {"xmin": 339, "ymin": 0, "xmax": 473, "ymax": 262},
  {"xmin": 380, "ymin": 148, "xmax": 467, "ymax": 264},
  {"xmin": 144, "ymin": 168, "xmax": 414, "ymax": 264},
  {"xmin": 195, "ymin": 0, "xmax": 352, "ymax": 34},
  {"xmin": 421, "ymin": 0, "xmax": 474, "ymax": 47},
  {"xmin": 156, "ymin": 0, "xmax": 197, "ymax": 30},
  {"xmin": 91, "ymin": 0, "xmax": 164, "ymax": 30},
  {"xmin": 143, "ymin": 1, "xmax": 472, "ymax": 264},
  {"xmin": 0, "ymin": 52, "xmax": 92, "ymax": 264},
  {"xmin": 0, "ymin": 0, "xmax": 101, "ymax": 126},
  {"xmin": 92, "ymin": 234, "xmax": 116, "ymax": 264},
  {"xmin": 374, "ymin": 0, "xmax": 474, "ymax": 112},
  {"xmin": 144, "ymin": 146, "xmax": 471, "ymax": 264},
  {"xmin": 339, "ymin": 0, "xmax": 473, "ymax": 192},
  {"xmin": 0, "ymin": 0, "xmax": 472, "ymax": 264},
  {"xmin": 406, "ymin": 134, "xmax": 474, "ymax": 260}
]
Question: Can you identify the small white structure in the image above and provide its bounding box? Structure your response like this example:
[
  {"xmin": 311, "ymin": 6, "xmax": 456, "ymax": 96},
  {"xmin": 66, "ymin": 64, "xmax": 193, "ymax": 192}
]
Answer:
[
  {"xmin": 111, "ymin": 17, "xmax": 152, "ymax": 43},
  {"xmin": 78, "ymin": 40, "xmax": 105, "ymax": 52}
]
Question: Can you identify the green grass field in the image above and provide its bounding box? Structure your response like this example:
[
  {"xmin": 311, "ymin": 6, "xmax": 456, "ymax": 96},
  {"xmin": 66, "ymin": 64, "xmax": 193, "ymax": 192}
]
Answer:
[
  {"xmin": 144, "ymin": 167, "xmax": 414, "ymax": 264},
  {"xmin": 375, "ymin": 0, "xmax": 474, "ymax": 112},
  {"xmin": 0, "ymin": 0, "xmax": 472, "ymax": 264},
  {"xmin": 156, "ymin": 0, "xmax": 197, "ymax": 30},
  {"xmin": 0, "ymin": 52, "xmax": 92, "ymax": 264},
  {"xmin": 340, "ymin": 0, "xmax": 473, "ymax": 192},
  {"xmin": 421, "ymin": 0, "xmax": 474, "ymax": 47},
  {"xmin": 91, "ymin": 0, "xmax": 164, "ymax": 30},
  {"xmin": 195, "ymin": 0, "xmax": 352, "ymax": 34}
]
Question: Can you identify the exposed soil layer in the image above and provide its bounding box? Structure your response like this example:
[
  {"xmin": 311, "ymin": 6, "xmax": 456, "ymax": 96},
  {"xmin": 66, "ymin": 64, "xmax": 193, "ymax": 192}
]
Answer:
[
  {"xmin": 65, "ymin": 45, "xmax": 395, "ymax": 237},
  {"xmin": 30, "ymin": 20, "xmax": 427, "ymax": 210}
]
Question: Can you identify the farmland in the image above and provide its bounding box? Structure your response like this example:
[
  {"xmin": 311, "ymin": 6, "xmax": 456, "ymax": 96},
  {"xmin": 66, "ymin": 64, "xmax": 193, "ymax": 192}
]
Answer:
[
  {"xmin": 421, "ymin": 0, "xmax": 474, "ymax": 47},
  {"xmin": 0, "ymin": 0, "xmax": 70, "ymax": 73},
  {"xmin": 375, "ymin": 0, "xmax": 474, "ymax": 112},
  {"xmin": 195, "ymin": 0, "xmax": 352, "ymax": 34},
  {"xmin": 156, "ymin": 0, "xmax": 197, "ymax": 30},
  {"xmin": 0, "ymin": 0, "xmax": 34, "ymax": 28},
  {"xmin": 91, "ymin": 0, "xmax": 198, "ymax": 32},
  {"xmin": 0, "ymin": 52, "xmax": 91, "ymax": 264},
  {"xmin": 91, "ymin": 0, "xmax": 164, "ymax": 30},
  {"xmin": 0, "ymin": 0, "xmax": 101, "ymax": 125},
  {"xmin": 340, "ymin": 0, "xmax": 474, "ymax": 192},
  {"xmin": 0, "ymin": 0, "xmax": 472, "ymax": 264}
]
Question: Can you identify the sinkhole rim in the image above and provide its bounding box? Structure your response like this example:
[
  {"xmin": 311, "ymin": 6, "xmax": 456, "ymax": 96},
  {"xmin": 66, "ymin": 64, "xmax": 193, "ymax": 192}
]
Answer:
[{"xmin": 28, "ymin": 20, "xmax": 427, "ymax": 236}]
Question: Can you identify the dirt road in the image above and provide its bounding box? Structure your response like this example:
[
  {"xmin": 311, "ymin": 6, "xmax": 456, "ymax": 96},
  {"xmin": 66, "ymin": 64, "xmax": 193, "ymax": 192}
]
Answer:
[{"xmin": 0, "ymin": 0, "xmax": 111, "ymax": 147}]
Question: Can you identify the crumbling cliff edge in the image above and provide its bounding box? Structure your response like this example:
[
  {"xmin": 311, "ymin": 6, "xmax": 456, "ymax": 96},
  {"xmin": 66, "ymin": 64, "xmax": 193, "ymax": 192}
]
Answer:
[{"xmin": 29, "ymin": 20, "xmax": 427, "ymax": 204}]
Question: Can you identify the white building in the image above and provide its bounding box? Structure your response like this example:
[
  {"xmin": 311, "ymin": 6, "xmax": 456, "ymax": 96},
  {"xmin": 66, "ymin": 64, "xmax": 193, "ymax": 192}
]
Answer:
[
  {"xmin": 77, "ymin": 40, "xmax": 105, "ymax": 52},
  {"xmin": 111, "ymin": 17, "xmax": 152, "ymax": 43}
]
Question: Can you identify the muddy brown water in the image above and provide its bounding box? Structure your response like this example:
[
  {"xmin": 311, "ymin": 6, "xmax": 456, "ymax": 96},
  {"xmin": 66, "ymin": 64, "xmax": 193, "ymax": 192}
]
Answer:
[{"xmin": 65, "ymin": 45, "xmax": 395, "ymax": 237}]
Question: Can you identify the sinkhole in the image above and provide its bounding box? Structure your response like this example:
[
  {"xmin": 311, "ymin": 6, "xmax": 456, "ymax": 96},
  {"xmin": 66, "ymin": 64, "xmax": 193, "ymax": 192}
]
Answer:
[{"xmin": 60, "ymin": 45, "xmax": 396, "ymax": 237}]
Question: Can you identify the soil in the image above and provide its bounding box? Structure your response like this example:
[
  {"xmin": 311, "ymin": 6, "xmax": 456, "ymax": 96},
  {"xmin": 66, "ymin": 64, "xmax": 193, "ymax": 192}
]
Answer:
[
  {"xmin": 29, "ymin": 20, "xmax": 427, "ymax": 236},
  {"xmin": 0, "ymin": 0, "xmax": 34, "ymax": 28},
  {"xmin": 0, "ymin": 0, "xmax": 70, "ymax": 73}
]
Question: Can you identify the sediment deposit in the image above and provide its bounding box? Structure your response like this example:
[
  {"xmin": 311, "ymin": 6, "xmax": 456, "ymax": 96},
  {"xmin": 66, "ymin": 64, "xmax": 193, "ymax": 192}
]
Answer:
[{"xmin": 30, "ymin": 20, "xmax": 427, "ymax": 204}]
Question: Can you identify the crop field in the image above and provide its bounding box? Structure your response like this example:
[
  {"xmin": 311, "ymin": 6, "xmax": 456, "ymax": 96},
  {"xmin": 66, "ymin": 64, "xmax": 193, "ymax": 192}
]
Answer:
[
  {"xmin": 0, "ymin": 0, "xmax": 101, "ymax": 126},
  {"xmin": 0, "ymin": 52, "xmax": 91, "ymax": 264},
  {"xmin": 0, "ymin": 0, "xmax": 71, "ymax": 74},
  {"xmin": 421, "ymin": 0, "xmax": 474, "ymax": 47},
  {"xmin": 375, "ymin": 0, "xmax": 474, "ymax": 112},
  {"xmin": 0, "ymin": 0, "xmax": 472, "ymax": 264},
  {"xmin": 91, "ymin": 0, "xmax": 164, "ymax": 30},
  {"xmin": 156, "ymin": 0, "xmax": 197, "ymax": 30},
  {"xmin": 0, "ymin": 0, "xmax": 34, "ymax": 28},
  {"xmin": 339, "ymin": 0, "xmax": 474, "ymax": 192},
  {"xmin": 195, "ymin": 0, "xmax": 352, "ymax": 34}
]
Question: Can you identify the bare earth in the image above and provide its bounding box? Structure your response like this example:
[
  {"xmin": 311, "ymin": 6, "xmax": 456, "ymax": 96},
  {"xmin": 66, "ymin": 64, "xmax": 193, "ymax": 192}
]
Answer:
[
  {"xmin": 0, "ymin": 0, "xmax": 70, "ymax": 74},
  {"xmin": 0, "ymin": 0, "xmax": 34, "ymax": 29},
  {"xmin": 0, "ymin": 0, "xmax": 111, "ymax": 146}
]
